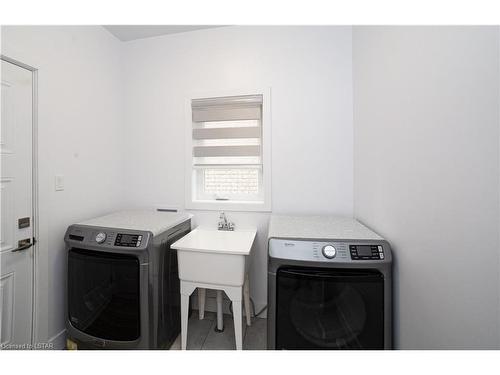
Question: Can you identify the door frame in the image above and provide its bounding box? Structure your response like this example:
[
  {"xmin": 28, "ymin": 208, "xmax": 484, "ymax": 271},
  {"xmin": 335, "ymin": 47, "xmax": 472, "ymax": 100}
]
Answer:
[{"xmin": 1, "ymin": 54, "xmax": 39, "ymax": 347}]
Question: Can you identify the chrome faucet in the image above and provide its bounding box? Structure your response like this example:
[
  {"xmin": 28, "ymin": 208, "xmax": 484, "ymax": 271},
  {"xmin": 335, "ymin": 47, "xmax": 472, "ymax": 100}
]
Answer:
[{"xmin": 218, "ymin": 211, "xmax": 234, "ymax": 231}]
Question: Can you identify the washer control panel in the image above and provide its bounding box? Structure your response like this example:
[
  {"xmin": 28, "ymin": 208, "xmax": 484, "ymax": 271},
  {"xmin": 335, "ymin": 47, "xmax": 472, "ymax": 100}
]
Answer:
[
  {"xmin": 65, "ymin": 225, "xmax": 150, "ymax": 250},
  {"xmin": 269, "ymin": 239, "xmax": 389, "ymax": 263}
]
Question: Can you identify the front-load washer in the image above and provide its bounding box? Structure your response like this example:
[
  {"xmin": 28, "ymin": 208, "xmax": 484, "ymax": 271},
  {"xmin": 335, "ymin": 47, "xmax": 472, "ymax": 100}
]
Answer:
[
  {"xmin": 64, "ymin": 209, "xmax": 191, "ymax": 349},
  {"xmin": 267, "ymin": 215, "xmax": 392, "ymax": 350}
]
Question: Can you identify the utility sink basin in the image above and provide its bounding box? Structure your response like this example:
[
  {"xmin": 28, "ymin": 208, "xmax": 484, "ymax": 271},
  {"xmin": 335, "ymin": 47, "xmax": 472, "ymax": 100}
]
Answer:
[
  {"xmin": 172, "ymin": 227, "xmax": 257, "ymax": 350},
  {"xmin": 171, "ymin": 228, "xmax": 257, "ymax": 286}
]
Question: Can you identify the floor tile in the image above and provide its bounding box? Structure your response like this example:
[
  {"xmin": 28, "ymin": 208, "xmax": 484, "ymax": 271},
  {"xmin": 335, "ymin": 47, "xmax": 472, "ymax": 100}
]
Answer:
[
  {"xmin": 170, "ymin": 310, "xmax": 267, "ymax": 350},
  {"xmin": 170, "ymin": 334, "xmax": 181, "ymax": 350},
  {"xmin": 243, "ymin": 317, "xmax": 267, "ymax": 350},
  {"xmin": 202, "ymin": 313, "xmax": 248, "ymax": 350},
  {"xmin": 170, "ymin": 311, "xmax": 217, "ymax": 350},
  {"xmin": 187, "ymin": 312, "xmax": 217, "ymax": 350}
]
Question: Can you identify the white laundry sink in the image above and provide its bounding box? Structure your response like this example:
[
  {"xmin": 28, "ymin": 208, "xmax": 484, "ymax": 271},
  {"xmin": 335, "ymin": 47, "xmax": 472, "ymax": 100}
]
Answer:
[
  {"xmin": 172, "ymin": 227, "xmax": 256, "ymax": 286},
  {"xmin": 172, "ymin": 227, "xmax": 257, "ymax": 350}
]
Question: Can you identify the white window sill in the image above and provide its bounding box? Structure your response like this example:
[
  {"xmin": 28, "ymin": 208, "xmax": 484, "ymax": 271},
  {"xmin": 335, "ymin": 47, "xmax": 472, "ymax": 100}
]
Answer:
[{"xmin": 186, "ymin": 199, "xmax": 271, "ymax": 212}]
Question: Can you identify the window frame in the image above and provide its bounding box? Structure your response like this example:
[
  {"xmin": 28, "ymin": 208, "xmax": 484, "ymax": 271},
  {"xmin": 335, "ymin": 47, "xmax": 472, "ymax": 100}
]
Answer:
[{"xmin": 184, "ymin": 88, "xmax": 272, "ymax": 212}]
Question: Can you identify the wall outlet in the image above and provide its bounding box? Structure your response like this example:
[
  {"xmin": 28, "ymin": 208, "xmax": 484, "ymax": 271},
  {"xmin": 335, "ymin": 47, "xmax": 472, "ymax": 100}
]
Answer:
[{"xmin": 55, "ymin": 175, "xmax": 64, "ymax": 191}]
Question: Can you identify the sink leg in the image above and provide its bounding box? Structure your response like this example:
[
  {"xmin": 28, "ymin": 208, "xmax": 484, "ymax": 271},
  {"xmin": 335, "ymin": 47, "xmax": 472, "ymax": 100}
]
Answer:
[
  {"xmin": 243, "ymin": 274, "xmax": 251, "ymax": 326},
  {"xmin": 181, "ymin": 293, "xmax": 189, "ymax": 350},
  {"xmin": 198, "ymin": 288, "xmax": 206, "ymax": 320},
  {"xmin": 232, "ymin": 299, "xmax": 243, "ymax": 350},
  {"xmin": 216, "ymin": 290, "xmax": 224, "ymax": 332}
]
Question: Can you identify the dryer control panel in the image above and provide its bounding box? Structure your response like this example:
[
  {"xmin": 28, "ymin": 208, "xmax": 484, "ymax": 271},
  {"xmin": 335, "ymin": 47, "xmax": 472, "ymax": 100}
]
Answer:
[{"xmin": 269, "ymin": 239, "xmax": 389, "ymax": 263}]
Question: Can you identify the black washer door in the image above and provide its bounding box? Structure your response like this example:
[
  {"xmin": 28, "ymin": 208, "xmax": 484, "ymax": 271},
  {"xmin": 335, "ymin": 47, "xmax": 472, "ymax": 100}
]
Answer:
[
  {"xmin": 276, "ymin": 267, "xmax": 384, "ymax": 349},
  {"xmin": 68, "ymin": 248, "xmax": 140, "ymax": 341}
]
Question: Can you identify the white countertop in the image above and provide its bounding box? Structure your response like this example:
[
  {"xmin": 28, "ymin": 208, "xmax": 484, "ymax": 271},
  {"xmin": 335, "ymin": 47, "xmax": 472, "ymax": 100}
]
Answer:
[
  {"xmin": 268, "ymin": 215, "xmax": 383, "ymax": 241},
  {"xmin": 171, "ymin": 228, "xmax": 257, "ymax": 255},
  {"xmin": 78, "ymin": 209, "xmax": 193, "ymax": 236}
]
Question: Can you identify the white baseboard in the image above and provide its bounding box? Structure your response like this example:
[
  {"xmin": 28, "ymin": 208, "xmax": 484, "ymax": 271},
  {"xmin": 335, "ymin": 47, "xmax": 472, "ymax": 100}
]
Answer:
[{"xmin": 48, "ymin": 329, "xmax": 66, "ymax": 350}]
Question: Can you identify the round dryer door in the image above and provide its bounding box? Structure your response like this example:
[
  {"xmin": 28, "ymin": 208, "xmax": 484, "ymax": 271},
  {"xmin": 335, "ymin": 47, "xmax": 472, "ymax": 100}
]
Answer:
[
  {"xmin": 276, "ymin": 267, "xmax": 385, "ymax": 349},
  {"xmin": 290, "ymin": 283, "xmax": 366, "ymax": 347}
]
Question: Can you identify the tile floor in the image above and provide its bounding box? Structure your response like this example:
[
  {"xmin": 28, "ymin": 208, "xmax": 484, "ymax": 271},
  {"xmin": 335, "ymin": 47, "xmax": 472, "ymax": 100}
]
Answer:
[{"xmin": 170, "ymin": 311, "xmax": 267, "ymax": 350}]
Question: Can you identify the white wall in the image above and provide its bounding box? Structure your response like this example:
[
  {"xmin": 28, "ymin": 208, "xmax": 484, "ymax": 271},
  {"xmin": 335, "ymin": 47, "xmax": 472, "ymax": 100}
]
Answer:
[
  {"xmin": 6, "ymin": 25, "xmax": 496, "ymax": 350},
  {"xmin": 122, "ymin": 26, "xmax": 354, "ymax": 311},
  {"xmin": 353, "ymin": 26, "xmax": 500, "ymax": 349},
  {"xmin": 1, "ymin": 26, "xmax": 127, "ymax": 346}
]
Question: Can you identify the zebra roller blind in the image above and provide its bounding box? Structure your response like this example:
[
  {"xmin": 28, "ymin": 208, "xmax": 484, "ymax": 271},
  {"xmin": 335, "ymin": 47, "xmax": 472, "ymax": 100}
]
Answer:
[{"xmin": 191, "ymin": 95, "xmax": 263, "ymax": 167}]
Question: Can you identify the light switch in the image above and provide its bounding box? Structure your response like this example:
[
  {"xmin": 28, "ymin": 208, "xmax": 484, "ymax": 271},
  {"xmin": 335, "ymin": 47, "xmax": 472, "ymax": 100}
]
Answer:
[{"xmin": 55, "ymin": 175, "xmax": 64, "ymax": 191}]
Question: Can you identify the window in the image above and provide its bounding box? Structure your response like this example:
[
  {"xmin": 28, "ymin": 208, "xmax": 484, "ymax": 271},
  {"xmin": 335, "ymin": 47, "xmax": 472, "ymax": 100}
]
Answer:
[{"xmin": 185, "ymin": 90, "xmax": 271, "ymax": 211}]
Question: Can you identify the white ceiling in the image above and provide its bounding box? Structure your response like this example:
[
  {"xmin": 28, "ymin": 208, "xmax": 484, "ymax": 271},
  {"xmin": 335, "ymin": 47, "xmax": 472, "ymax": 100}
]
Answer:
[{"xmin": 103, "ymin": 25, "xmax": 224, "ymax": 42}]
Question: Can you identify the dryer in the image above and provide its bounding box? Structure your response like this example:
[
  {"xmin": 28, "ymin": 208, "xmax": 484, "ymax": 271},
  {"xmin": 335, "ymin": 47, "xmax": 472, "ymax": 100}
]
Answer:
[
  {"xmin": 64, "ymin": 210, "xmax": 191, "ymax": 349},
  {"xmin": 267, "ymin": 215, "xmax": 392, "ymax": 350}
]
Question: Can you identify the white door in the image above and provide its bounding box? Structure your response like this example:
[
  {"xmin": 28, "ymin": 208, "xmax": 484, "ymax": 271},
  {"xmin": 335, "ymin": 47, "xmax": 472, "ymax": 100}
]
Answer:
[{"xmin": 0, "ymin": 59, "xmax": 34, "ymax": 349}]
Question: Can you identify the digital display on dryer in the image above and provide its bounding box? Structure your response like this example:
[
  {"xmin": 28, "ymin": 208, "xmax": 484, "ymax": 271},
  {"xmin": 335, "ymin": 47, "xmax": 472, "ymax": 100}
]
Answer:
[
  {"xmin": 357, "ymin": 246, "xmax": 372, "ymax": 257},
  {"xmin": 350, "ymin": 245, "xmax": 381, "ymax": 260}
]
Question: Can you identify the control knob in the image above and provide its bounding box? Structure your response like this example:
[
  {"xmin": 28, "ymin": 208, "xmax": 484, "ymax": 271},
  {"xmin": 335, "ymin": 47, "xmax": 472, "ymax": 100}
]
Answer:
[
  {"xmin": 95, "ymin": 232, "xmax": 107, "ymax": 244},
  {"xmin": 322, "ymin": 245, "xmax": 336, "ymax": 259}
]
